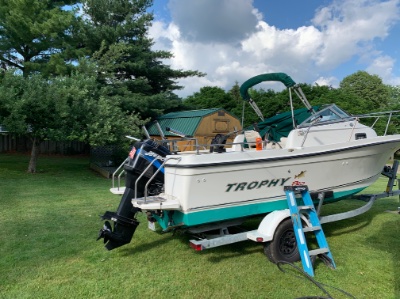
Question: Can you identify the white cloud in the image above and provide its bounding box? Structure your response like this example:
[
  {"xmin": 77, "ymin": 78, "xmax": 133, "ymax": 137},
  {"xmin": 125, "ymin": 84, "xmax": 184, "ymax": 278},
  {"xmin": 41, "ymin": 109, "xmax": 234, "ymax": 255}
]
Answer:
[
  {"xmin": 167, "ymin": 0, "xmax": 260, "ymax": 43},
  {"xmin": 312, "ymin": 0, "xmax": 400, "ymax": 68},
  {"xmin": 240, "ymin": 22, "xmax": 324, "ymax": 81},
  {"xmin": 149, "ymin": 0, "xmax": 400, "ymax": 97},
  {"xmin": 314, "ymin": 76, "xmax": 339, "ymax": 88},
  {"xmin": 366, "ymin": 55, "xmax": 400, "ymax": 85}
]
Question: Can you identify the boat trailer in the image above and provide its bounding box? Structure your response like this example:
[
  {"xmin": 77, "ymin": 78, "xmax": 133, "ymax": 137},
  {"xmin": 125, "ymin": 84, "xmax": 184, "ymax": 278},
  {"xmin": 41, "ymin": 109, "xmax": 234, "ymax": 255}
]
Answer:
[{"xmin": 188, "ymin": 160, "xmax": 400, "ymax": 252}]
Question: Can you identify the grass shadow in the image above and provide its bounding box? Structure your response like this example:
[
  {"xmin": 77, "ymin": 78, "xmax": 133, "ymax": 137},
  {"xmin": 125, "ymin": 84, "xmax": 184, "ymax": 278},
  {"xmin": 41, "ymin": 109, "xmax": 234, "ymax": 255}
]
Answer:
[
  {"xmin": 118, "ymin": 232, "xmax": 177, "ymax": 257},
  {"xmin": 204, "ymin": 242, "xmax": 263, "ymax": 263},
  {"xmin": 322, "ymin": 218, "xmax": 372, "ymax": 237}
]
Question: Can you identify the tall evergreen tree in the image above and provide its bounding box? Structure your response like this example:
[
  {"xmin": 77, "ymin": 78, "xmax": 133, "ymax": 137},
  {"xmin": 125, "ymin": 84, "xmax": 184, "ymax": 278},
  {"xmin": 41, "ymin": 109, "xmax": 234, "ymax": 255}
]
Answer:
[
  {"xmin": 79, "ymin": 0, "xmax": 204, "ymax": 119},
  {"xmin": 0, "ymin": 0, "xmax": 81, "ymax": 76}
]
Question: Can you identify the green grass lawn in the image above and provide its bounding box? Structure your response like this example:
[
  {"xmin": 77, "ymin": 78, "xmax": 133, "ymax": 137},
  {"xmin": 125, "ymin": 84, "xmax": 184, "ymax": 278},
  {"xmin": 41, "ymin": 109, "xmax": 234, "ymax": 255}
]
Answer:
[{"xmin": 0, "ymin": 153, "xmax": 399, "ymax": 299}]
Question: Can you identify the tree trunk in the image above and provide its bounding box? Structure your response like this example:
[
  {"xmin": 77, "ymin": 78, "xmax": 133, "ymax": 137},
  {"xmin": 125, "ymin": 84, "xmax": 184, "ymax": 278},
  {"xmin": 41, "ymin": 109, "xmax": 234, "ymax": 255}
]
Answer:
[{"xmin": 28, "ymin": 137, "xmax": 40, "ymax": 173}]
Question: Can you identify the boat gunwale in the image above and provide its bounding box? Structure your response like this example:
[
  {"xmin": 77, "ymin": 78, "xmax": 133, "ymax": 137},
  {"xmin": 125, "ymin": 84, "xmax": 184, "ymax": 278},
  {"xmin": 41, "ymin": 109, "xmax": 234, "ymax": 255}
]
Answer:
[{"xmin": 165, "ymin": 136, "xmax": 400, "ymax": 169}]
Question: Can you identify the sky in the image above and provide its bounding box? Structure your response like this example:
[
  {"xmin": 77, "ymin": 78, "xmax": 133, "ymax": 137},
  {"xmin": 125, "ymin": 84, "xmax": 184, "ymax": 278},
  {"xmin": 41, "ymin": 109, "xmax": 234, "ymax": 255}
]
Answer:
[{"xmin": 148, "ymin": 0, "xmax": 400, "ymax": 97}]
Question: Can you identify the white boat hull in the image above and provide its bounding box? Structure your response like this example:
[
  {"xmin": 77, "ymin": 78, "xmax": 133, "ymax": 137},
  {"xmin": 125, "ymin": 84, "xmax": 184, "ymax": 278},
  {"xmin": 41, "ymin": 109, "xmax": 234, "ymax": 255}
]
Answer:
[{"xmin": 134, "ymin": 136, "xmax": 400, "ymax": 228}]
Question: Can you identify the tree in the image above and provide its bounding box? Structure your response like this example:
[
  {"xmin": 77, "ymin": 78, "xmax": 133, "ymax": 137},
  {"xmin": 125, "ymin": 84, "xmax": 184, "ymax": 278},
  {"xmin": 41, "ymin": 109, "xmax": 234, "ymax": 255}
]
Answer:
[
  {"xmin": 387, "ymin": 85, "xmax": 400, "ymax": 110},
  {"xmin": 183, "ymin": 86, "xmax": 232, "ymax": 110},
  {"xmin": 183, "ymin": 84, "xmax": 299, "ymax": 128},
  {"xmin": 0, "ymin": 0, "xmax": 204, "ymax": 173},
  {"xmin": 228, "ymin": 82, "xmax": 246, "ymax": 127},
  {"xmin": 308, "ymin": 87, "xmax": 366, "ymax": 115},
  {"xmin": 79, "ymin": 0, "xmax": 204, "ymax": 119},
  {"xmin": 0, "ymin": 0, "xmax": 81, "ymax": 76},
  {"xmin": 339, "ymin": 71, "xmax": 390, "ymax": 111},
  {"xmin": 386, "ymin": 85, "xmax": 400, "ymax": 134},
  {"xmin": 0, "ymin": 68, "xmax": 144, "ymax": 173}
]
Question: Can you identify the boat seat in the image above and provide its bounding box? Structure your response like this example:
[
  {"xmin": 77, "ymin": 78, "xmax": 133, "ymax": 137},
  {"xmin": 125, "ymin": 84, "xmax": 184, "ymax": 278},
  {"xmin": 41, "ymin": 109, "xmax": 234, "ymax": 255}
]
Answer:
[
  {"xmin": 279, "ymin": 137, "xmax": 287, "ymax": 148},
  {"xmin": 231, "ymin": 134, "xmax": 245, "ymax": 151},
  {"xmin": 284, "ymin": 131, "xmax": 297, "ymax": 148},
  {"xmin": 244, "ymin": 130, "xmax": 262, "ymax": 148}
]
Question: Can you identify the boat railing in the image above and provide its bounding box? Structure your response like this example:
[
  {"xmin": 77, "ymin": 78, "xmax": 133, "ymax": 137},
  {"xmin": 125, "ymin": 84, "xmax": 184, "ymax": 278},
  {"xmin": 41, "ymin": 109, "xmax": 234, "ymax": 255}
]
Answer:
[
  {"xmin": 300, "ymin": 116, "xmax": 322, "ymax": 147},
  {"xmin": 160, "ymin": 137, "xmax": 206, "ymax": 153},
  {"xmin": 111, "ymin": 157, "xmax": 128, "ymax": 192},
  {"xmin": 142, "ymin": 156, "xmax": 181, "ymax": 202},
  {"xmin": 150, "ymin": 133, "xmax": 294, "ymax": 154},
  {"xmin": 111, "ymin": 142, "xmax": 151, "ymax": 193},
  {"xmin": 132, "ymin": 156, "xmax": 181, "ymax": 201},
  {"xmin": 354, "ymin": 110, "xmax": 400, "ymax": 136}
]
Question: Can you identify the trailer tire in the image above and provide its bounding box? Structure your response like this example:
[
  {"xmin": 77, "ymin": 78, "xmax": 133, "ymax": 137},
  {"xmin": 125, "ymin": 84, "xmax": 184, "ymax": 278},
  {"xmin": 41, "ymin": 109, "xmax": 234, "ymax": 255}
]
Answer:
[{"xmin": 263, "ymin": 218, "xmax": 300, "ymax": 263}]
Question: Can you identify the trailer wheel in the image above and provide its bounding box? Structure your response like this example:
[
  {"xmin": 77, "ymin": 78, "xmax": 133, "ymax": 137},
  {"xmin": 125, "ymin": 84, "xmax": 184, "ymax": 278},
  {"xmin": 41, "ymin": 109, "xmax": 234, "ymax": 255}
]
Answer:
[{"xmin": 263, "ymin": 218, "xmax": 300, "ymax": 263}]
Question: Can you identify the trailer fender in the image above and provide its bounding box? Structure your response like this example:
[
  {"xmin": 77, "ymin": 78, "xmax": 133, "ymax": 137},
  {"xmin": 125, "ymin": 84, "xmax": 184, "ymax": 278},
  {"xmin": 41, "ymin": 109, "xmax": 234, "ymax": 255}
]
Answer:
[{"xmin": 247, "ymin": 209, "xmax": 310, "ymax": 243}]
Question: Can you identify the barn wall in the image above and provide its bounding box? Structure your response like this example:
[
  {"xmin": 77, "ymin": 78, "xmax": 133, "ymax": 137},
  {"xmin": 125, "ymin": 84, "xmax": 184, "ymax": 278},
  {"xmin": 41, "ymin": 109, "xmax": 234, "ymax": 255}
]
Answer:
[{"xmin": 195, "ymin": 111, "xmax": 241, "ymax": 146}]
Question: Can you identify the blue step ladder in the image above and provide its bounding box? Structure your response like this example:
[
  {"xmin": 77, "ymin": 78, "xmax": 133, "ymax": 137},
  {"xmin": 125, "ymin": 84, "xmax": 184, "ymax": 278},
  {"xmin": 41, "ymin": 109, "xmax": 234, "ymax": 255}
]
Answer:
[{"xmin": 284, "ymin": 185, "xmax": 336, "ymax": 276}]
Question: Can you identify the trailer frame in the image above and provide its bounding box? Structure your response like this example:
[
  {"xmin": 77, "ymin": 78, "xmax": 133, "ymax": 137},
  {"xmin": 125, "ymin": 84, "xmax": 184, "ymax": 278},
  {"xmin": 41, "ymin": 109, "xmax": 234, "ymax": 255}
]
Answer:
[{"xmin": 188, "ymin": 160, "xmax": 400, "ymax": 251}]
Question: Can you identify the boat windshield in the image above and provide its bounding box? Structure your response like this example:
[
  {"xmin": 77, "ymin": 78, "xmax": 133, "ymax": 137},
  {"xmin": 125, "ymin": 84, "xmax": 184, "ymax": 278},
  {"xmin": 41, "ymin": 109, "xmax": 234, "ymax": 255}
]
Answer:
[{"xmin": 298, "ymin": 104, "xmax": 354, "ymax": 128}]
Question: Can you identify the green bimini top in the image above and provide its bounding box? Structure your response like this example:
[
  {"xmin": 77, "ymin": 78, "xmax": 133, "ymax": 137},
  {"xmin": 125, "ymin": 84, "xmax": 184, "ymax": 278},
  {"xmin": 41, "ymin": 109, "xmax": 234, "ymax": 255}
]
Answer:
[{"xmin": 240, "ymin": 73, "xmax": 296, "ymax": 101}]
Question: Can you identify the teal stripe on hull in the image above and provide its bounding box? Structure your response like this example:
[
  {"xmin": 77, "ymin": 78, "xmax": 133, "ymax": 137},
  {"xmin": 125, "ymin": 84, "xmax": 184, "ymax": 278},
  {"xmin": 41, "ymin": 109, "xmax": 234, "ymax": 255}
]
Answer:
[{"xmin": 154, "ymin": 186, "xmax": 366, "ymax": 230}]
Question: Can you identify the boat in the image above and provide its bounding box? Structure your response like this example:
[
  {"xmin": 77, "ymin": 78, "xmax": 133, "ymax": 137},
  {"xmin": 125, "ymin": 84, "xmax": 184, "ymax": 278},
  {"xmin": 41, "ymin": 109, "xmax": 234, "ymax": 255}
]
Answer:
[{"xmin": 97, "ymin": 73, "xmax": 400, "ymax": 254}]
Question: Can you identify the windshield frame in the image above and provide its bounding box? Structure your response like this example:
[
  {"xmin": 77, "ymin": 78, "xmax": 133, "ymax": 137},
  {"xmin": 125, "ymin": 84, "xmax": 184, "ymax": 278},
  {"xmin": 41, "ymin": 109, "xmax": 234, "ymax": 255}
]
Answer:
[{"xmin": 298, "ymin": 104, "xmax": 355, "ymax": 128}]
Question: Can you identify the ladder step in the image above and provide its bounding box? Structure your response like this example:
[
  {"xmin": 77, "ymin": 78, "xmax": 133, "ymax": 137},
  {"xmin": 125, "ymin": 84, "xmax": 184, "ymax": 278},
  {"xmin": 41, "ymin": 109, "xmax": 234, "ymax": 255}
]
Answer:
[
  {"xmin": 309, "ymin": 248, "xmax": 329, "ymax": 256},
  {"xmin": 303, "ymin": 225, "xmax": 321, "ymax": 232},
  {"xmin": 298, "ymin": 205, "xmax": 315, "ymax": 210}
]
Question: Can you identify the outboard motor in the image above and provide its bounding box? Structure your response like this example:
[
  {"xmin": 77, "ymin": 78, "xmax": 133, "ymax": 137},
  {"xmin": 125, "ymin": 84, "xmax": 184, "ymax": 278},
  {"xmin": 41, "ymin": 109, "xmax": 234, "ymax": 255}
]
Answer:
[{"xmin": 97, "ymin": 139, "xmax": 171, "ymax": 250}]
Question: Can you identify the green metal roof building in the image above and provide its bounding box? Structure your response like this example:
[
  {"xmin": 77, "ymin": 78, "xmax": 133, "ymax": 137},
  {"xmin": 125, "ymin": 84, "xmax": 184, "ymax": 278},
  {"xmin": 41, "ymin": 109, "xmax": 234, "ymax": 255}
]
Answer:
[{"xmin": 146, "ymin": 108, "xmax": 241, "ymax": 149}]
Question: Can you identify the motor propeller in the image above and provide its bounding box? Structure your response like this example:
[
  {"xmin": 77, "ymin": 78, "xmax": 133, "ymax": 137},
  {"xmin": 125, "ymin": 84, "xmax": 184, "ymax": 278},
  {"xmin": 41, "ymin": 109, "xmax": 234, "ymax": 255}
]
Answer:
[{"xmin": 97, "ymin": 221, "xmax": 112, "ymax": 243}]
